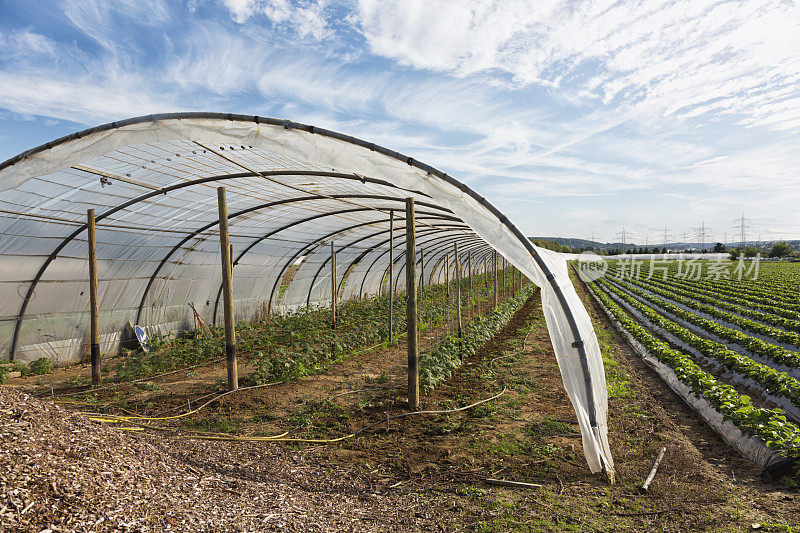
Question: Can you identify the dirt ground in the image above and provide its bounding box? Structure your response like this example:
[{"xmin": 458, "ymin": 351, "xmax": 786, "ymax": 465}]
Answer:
[{"xmin": 3, "ymin": 281, "xmax": 800, "ymax": 531}]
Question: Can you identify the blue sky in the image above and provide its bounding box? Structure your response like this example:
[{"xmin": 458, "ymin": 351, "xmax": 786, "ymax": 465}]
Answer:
[{"xmin": 1, "ymin": 0, "xmax": 799, "ymax": 244}]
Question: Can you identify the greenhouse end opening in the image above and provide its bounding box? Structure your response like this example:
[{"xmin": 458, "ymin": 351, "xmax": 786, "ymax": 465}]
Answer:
[{"xmin": 0, "ymin": 113, "xmax": 612, "ymax": 477}]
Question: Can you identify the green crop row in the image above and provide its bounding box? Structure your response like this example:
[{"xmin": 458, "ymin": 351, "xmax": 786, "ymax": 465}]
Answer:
[
  {"xmin": 618, "ymin": 270, "xmax": 800, "ymax": 331},
  {"xmin": 603, "ymin": 276, "xmax": 800, "ymax": 368},
  {"xmin": 648, "ymin": 271, "xmax": 800, "ymax": 320},
  {"xmin": 419, "ymin": 283, "xmax": 535, "ymax": 392},
  {"xmin": 604, "ymin": 260, "xmax": 800, "ymax": 313},
  {"xmin": 114, "ymin": 266, "xmax": 523, "ymax": 382},
  {"xmin": 597, "ymin": 278, "xmax": 800, "ymax": 410},
  {"xmin": 658, "ymin": 261, "xmax": 800, "ymax": 312},
  {"xmin": 587, "ymin": 281, "xmax": 800, "ymax": 455},
  {"xmin": 606, "ymin": 268, "xmax": 800, "ymax": 347}
]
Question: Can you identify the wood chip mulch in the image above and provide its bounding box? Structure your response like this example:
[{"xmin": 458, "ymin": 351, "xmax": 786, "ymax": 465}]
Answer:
[{"xmin": 0, "ymin": 387, "xmax": 447, "ymax": 532}]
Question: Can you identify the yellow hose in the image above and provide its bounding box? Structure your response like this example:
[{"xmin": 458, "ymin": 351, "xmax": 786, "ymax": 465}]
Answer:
[
  {"xmin": 86, "ymin": 408, "xmax": 200, "ymax": 423},
  {"xmin": 174, "ymin": 431, "xmax": 349, "ymax": 443},
  {"xmin": 82, "ymin": 381, "xmax": 282, "ymax": 424}
]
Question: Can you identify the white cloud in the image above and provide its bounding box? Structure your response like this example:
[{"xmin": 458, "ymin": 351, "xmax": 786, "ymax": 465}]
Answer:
[
  {"xmin": 222, "ymin": 0, "xmax": 331, "ymax": 38},
  {"xmin": 354, "ymin": 0, "xmax": 800, "ymax": 131},
  {"xmin": 0, "ymin": 0, "xmax": 799, "ymax": 240},
  {"xmin": 0, "ymin": 30, "xmax": 58, "ymax": 58},
  {"xmin": 223, "ymin": 0, "xmax": 259, "ymax": 23}
]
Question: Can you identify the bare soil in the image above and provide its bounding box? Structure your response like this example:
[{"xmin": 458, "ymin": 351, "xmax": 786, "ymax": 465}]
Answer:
[{"xmin": 2, "ymin": 282, "xmax": 799, "ymax": 531}]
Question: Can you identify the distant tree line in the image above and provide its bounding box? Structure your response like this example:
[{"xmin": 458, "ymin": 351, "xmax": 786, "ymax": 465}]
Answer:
[
  {"xmin": 728, "ymin": 241, "xmax": 797, "ymax": 260},
  {"xmin": 529, "ymin": 238, "xmax": 575, "ymax": 253},
  {"xmin": 529, "ymin": 237, "xmax": 799, "ymax": 260}
]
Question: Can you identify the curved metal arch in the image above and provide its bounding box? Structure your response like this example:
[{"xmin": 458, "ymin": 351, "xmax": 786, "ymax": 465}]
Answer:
[
  {"xmin": 427, "ymin": 240, "xmax": 491, "ymax": 287},
  {"xmin": 9, "ymin": 169, "xmax": 450, "ymax": 360},
  {"xmin": 465, "ymin": 247, "xmax": 496, "ymax": 283},
  {"xmin": 460, "ymin": 247, "xmax": 497, "ymax": 292},
  {"xmin": 327, "ymin": 222, "xmax": 476, "ymax": 304},
  {"xmin": 306, "ymin": 223, "xmax": 472, "ymax": 308},
  {"xmin": 330, "ymin": 224, "xmax": 471, "ymax": 300},
  {"xmin": 394, "ymin": 239, "xmax": 489, "ymax": 291},
  {"xmin": 262, "ymin": 220, "xmax": 466, "ymax": 315},
  {"xmin": 375, "ymin": 236, "xmax": 489, "ymax": 299},
  {"xmin": 397, "ymin": 240, "xmax": 488, "ymax": 297},
  {"xmin": 356, "ymin": 226, "xmax": 480, "ymax": 297},
  {"xmin": 390, "ymin": 235, "xmax": 485, "ymax": 290},
  {"xmin": 211, "ymin": 213, "xmax": 461, "ymax": 323},
  {"xmin": 380, "ymin": 232, "xmax": 485, "ymax": 291},
  {"xmin": 208, "ymin": 210, "xmax": 458, "ymax": 323},
  {"xmin": 331, "ymin": 221, "xmax": 468, "ymax": 299},
  {"xmin": 4, "ymin": 112, "xmax": 599, "ymax": 432},
  {"xmin": 380, "ymin": 232, "xmax": 484, "ymax": 294},
  {"xmin": 135, "ymin": 193, "xmax": 452, "ymax": 324}
]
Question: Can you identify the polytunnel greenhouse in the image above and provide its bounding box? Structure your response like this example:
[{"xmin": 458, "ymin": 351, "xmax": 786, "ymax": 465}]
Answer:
[{"xmin": 0, "ymin": 112, "xmax": 611, "ymax": 475}]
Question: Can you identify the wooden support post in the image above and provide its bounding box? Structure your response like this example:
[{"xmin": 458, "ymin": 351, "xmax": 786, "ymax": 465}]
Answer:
[
  {"xmin": 217, "ymin": 187, "xmax": 238, "ymax": 391},
  {"xmin": 331, "ymin": 241, "xmax": 336, "ymax": 329},
  {"xmin": 485, "ymin": 255, "xmax": 489, "ymax": 288},
  {"xmin": 455, "ymin": 243, "xmax": 463, "ymax": 359},
  {"xmin": 506, "ymin": 259, "xmax": 509, "ymax": 297},
  {"xmin": 389, "ymin": 211, "xmax": 394, "ymax": 342},
  {"xmin": 468, "ymin": 250, "xmax": 473, "ymax": 317},
  {"xmin": 405, "ymin": 198, "xmax": 419, "ymax": 410},
  {"xmin": 418, "ymin": 248, "xmax": 424, "ymax": 323},
  {"xmin": 87, "ymin": 209, "xmax": 101, "ymax": 387},
  {"xmin": 493, "ymin": 251, "xmax": 498, "ymax": 307},
  {"xmin": 503, "ymin": 258, "xmax": 508, "ymax": 297}
]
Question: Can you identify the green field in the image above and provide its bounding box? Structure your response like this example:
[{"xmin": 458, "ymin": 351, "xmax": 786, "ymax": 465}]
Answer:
[{"xmin": 583, "ymin": 260, "xmax": 800, "ymax": 462}]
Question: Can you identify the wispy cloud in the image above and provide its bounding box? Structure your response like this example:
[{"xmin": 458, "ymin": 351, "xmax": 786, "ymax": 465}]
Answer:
[
  {"xmin": 0, "ymin": 0, "xmax": 797, "ymax": 241},
  {"xmin": 222, "ymin": 0, "xmax": 332, "ymax": 38},
  {"xmin": 355, "ymin": 0, "xmax": 800, "ymax": 130}
]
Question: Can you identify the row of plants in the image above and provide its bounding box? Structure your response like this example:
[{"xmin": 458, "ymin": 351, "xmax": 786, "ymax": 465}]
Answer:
[
  {"xmin": 587, "ymin": 280, "xmax": 800, "ymax": 456},
  {"xmin": 603, "ymin": 276, "xmax": 800, "ymax": 368},
  {"xmin": 419, "ymin": 283, "xmax": 535, "ymax": 392},
  {"xmin": 596, "ymin": 278, "xmax": 800, "ymax": 410},
  {"xmin": 642, "ymin": 271, "xmax": 800, "ymax": 322},
  {"xmin": 0, "ymin": 357, "xmax": 53, "ymax": 383},
  {"xmin": 652, "ymin": 261, "xmax": 800, "ymax": 312},
  {"xmin": 235, "ymin": 268, "xmax": 528, "ymax": 386},
  {"xmin": 606, "ymin": 267, "xmax": 800, "ymax": 347},
  {"xmin": 653, "ymin": 261, "xmax": 800, "ymax": 316},
  {"xmin": 114, "ymin": 266, "xmax": 522, "ymax": 383}
]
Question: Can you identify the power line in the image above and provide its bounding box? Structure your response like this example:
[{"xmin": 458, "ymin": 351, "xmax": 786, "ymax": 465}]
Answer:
[
  {"xmin": 616, "ymin": 227, "xmax": 631, "ymax": 245},
  {"xmin": 734, "ymin": 212, "xmax": 751, "ymax": 247},
  {"xmin": 695, "ymin": 221, "xmax": 709, "ymax": 251}
]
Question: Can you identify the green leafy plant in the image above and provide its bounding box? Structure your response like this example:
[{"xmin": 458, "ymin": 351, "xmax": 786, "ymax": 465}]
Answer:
[
  {"xmin": 588, "ymin": 279, "xmax": 800, "ymax": 456},
  {"xmin": 29, "ymin": 357, "xmax": 53, "ymax": 375},
  {"xmin": 419, "ymin": 284, "xmax": 534, "ymax": 392}
]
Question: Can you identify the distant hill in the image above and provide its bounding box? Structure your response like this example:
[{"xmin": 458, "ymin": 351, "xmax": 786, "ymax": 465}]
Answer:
[{"xmin": 530, "ymin": 237, "xmax": 800, "ymax": 254}]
